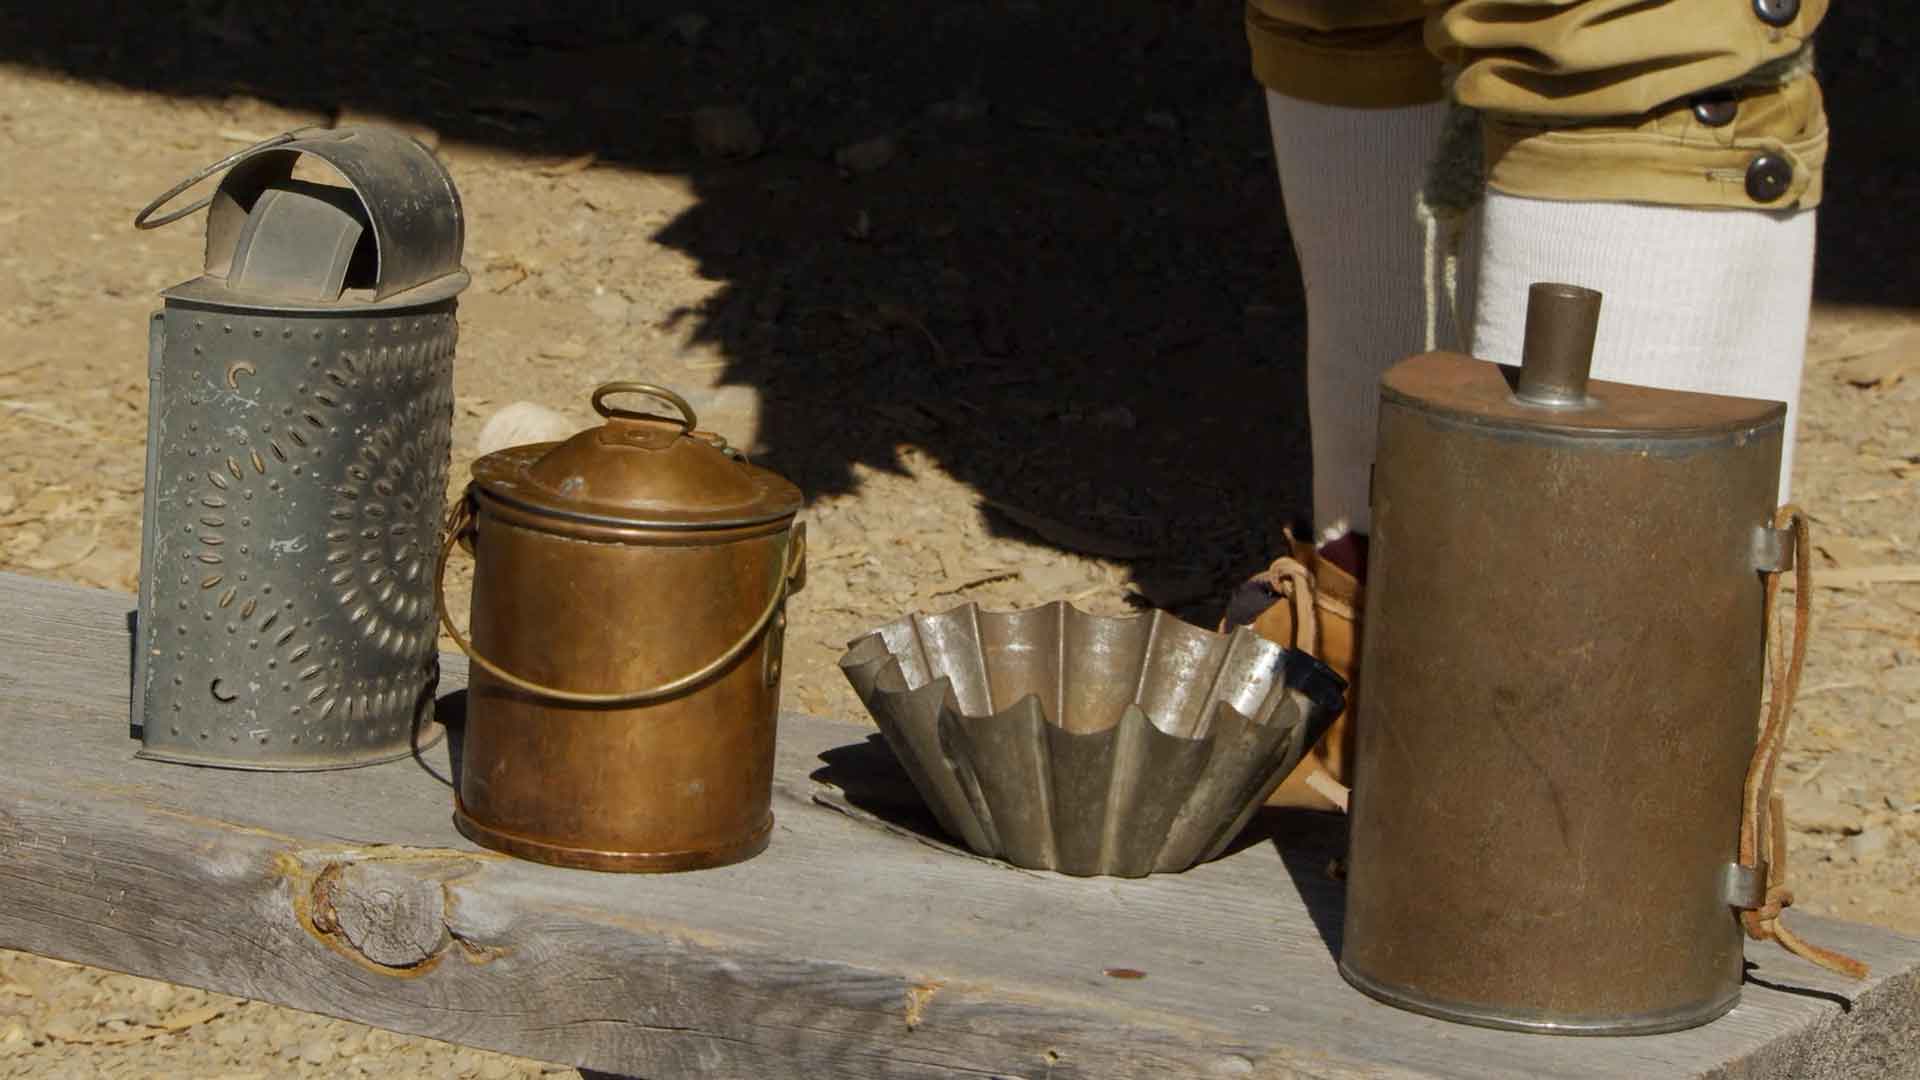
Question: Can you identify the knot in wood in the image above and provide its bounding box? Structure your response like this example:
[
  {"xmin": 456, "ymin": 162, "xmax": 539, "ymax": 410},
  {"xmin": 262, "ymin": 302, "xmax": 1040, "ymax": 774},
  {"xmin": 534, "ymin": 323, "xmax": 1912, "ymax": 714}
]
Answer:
[{"xmin": 311, "ymin": 860, "xmax": 451, "ymax": 970}]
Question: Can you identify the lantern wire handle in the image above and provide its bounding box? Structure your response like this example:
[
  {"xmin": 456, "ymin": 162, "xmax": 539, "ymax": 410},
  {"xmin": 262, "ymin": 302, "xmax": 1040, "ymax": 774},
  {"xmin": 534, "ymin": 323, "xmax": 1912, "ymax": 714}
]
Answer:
[{"xmin": 133, "ymin": 127, "xmax": 320, "ymax": 230}]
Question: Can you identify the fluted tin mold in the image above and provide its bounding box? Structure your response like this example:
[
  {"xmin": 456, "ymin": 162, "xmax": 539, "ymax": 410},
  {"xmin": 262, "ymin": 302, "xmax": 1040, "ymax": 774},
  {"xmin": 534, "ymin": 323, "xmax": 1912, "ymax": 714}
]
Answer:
[{"xmin": 839, "ymin": 601, "xmax": 1346, "ymax": 876}]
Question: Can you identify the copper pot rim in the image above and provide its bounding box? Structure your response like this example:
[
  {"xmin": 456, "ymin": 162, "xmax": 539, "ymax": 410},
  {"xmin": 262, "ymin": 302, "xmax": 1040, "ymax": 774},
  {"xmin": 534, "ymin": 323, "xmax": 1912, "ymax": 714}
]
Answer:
[
  {"xmin": 467, "ymin": 483, "xmax": 799, "ymax": 544},
  {"xmin": 470, "ymin": 451, "xmax": 801, "ymax": 531},
  {"xmin": 453, "ymin": 806, "xmax": 774, "ymax": 873}
]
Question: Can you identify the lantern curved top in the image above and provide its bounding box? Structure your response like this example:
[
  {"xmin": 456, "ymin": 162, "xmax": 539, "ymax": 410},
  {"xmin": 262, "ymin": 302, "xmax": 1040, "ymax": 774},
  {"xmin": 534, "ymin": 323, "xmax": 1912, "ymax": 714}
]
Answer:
[{"xmin": 142, "ymin": 127, "xmax": 469, "ymax": 313}]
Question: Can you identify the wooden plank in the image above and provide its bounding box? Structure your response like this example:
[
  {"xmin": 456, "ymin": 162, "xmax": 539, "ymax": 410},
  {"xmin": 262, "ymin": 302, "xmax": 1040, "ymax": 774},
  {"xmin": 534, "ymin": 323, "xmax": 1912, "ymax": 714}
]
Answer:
[{"xmin": 1, "ymin": 569, "xmax": 1918, "ymax": 1078}]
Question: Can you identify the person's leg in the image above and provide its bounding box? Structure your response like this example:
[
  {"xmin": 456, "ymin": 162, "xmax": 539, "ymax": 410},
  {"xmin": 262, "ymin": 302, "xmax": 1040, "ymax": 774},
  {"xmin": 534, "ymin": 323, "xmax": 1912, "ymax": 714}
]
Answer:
[
  {"xmin": 1241, "ymin": 1, "xmax": 1448, "ymax": 810},
  {"xmin": 1236, "ymin": 0, "xmax": 1831, "ymax": 813},
  {"xmin": 1247, "ymin": 0, "xmax": 1447, "ymax": 538},
  {"xmin": 1432, "ymin": 0, "xmax": 1829, "ymax": 499},
  {"xmin": 1472, "ymin": 197, "xmax": 1815, "ymax": 493},
  {"xmin": 1266, "ymin": 94, "xmax": 1448, "ymax": 537}
]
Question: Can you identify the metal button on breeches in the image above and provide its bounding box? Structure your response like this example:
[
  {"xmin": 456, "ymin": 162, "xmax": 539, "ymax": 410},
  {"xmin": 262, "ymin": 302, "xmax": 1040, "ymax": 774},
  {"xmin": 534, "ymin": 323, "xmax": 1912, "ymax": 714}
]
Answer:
[
  {"xmin": 1745, "ymin": 153, "xmax": 1794, "ymax": 203},
  {"xmin": 1752, "ymin": 0, "xmax": 1799, "ymax": 27}
]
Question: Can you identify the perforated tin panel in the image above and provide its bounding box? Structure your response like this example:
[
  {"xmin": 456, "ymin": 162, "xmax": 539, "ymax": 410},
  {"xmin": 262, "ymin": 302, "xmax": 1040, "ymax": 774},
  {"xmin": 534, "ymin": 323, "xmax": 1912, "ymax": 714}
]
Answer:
[{"xmin": 135, "ymin": 302, "xmax": 455, "ymax": 768}]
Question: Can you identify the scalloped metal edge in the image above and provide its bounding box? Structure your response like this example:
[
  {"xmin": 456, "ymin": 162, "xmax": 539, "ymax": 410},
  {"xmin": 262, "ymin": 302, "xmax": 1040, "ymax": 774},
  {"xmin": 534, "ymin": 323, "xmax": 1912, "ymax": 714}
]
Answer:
[{"xmin": 838, "ymin": 601, "xmax": 1346, "ymax": 877}]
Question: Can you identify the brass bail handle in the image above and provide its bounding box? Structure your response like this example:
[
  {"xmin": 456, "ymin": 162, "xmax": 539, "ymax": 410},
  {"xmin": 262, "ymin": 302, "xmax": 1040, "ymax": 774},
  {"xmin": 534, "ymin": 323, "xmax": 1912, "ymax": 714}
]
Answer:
[
  {"xmin": 593, "ymin": 382, "xmax": 738, "ymax": 455},
  {"xmin": 433, "ymin": 498, "xmax": 805, "ymax": 706},
  {"xmin": 132, "ymin": 127, "xmax": 322, "ymax": 231},
  {"xmin": 592, "ymin": 382, "xmax": 699, "ymax": 432}
]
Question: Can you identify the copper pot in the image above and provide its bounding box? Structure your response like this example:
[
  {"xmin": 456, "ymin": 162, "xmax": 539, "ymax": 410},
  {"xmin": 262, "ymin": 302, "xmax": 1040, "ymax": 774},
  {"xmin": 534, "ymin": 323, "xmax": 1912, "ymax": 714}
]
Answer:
[{"xmin": 438, "ymin": 383, "xmax": 804, "ymax": 872}]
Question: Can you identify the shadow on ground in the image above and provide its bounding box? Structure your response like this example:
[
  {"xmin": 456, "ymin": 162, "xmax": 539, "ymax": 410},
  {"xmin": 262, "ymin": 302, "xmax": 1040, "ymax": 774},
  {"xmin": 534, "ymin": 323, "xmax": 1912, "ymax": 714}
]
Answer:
[
  {"xmin": 0, "ymin": 1, "xmax": 1309, "ymax": 617},
  {"xmin": 3, "ymin": 2, "xmax": 1910, "ymax": 617}
]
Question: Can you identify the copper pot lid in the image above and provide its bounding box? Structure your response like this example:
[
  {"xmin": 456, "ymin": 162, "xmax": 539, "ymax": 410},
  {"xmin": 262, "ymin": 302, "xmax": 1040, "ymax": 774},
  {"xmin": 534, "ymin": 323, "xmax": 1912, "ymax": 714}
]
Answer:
[{"xmin": 470, "ymin": 383, "xmax": 802, "ymax": 530}]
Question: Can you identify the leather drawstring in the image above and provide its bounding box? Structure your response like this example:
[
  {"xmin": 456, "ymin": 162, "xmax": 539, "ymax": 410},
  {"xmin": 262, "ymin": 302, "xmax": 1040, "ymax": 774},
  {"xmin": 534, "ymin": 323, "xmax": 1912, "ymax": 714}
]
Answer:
[
  {"xmin": 1220, "ymin": 554, "xmax": 1319, "ymax": 656},
  {"xmin": 1222, "ymin": 555, "xmax": 1350, "ymax": 810},
  {"xmin": 1270, "ymin": 556, "xmax": 1320, "ymax": 657},
  {"xmin": 1737, "ymin": 506, "xmax": 1868, "ymax": 979}
]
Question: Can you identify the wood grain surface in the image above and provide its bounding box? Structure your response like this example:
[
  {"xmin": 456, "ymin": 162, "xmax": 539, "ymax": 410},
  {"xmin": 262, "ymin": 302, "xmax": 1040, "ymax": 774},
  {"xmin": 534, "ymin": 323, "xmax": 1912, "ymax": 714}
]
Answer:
[{"xmin": 2, "ymin": 571, "xmax": 1917, "ymax": 1078}]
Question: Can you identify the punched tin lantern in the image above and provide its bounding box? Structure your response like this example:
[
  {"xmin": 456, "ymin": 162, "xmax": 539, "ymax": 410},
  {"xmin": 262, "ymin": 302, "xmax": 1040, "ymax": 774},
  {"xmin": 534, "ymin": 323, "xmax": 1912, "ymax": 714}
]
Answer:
[{"xmin": 132, "ymin": 127, "xmax": 468, "ymax": 769}]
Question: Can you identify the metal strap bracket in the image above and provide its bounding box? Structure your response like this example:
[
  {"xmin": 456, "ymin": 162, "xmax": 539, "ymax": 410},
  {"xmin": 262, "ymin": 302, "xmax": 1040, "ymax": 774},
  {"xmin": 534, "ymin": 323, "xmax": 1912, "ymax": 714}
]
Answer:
[
  {"xmin": 1752, "ymin": 523, "xmax": 1796, "ymax": 573},
  {"xmin": 1721, "ymin": 861, "xmax": 1766, "ymax": 910}
]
